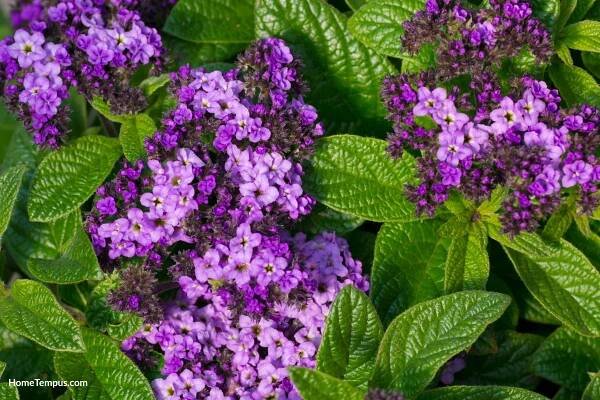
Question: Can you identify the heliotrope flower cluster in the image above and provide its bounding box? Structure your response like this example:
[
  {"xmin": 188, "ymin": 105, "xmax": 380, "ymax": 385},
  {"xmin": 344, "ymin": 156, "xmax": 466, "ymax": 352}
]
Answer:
[
  {"xmin": 0, "ymin": 0, "xmax": 164, "ymax": 147},
  {"xmin": 124, "ymin": 232, "xmax": 366, "ymax": 399},
  {"xmin": 383, "ymin": 73, "xmax": 599, "ymax": 235},
  {"xmin": 402, "ymin": 0, "xmax": 552, "ymax": 80},
  {"xmin": 85, "ymin": 38, "xmax": 368, "ymax": 399}
]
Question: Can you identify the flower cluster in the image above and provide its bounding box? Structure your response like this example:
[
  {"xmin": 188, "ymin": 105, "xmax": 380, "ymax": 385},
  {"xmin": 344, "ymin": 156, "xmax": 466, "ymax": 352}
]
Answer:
[
  {"xmin": 383, "ymin": 74, "xmax": 599, "ymax": 235},
  {"xmin": 85, "ymin": 38, "xmax": 367, "ymax": 399},
  {"xmin": 402, "ymin": 0, "xmax": 552, "ymax": 80},
  {"xmin": 124, "ymin": 232, "xmax": 367, "ymax": 399},
  {"xmin": 87, "ymin": 39, "xmax": 322, "ymax": 263},
  {"xmin": 0, "ymin": 0, "xmax": 164, "ymax": 147}
]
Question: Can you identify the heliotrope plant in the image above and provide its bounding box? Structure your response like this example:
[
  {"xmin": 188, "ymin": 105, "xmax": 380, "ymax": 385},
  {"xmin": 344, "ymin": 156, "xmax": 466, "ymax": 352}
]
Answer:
[
  {"xmin": 86, "ymin": 38, "xmax": 367, "ymax": 399},
  {"xmin": 0, "ymin": 0, "xmax": 598, "ymax": 400}
]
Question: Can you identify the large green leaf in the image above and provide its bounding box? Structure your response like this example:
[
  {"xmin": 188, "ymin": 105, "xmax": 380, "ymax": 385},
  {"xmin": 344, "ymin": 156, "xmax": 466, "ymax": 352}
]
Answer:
[
  {"xmin": 5, "ymin": 206, "xmax": 80, "ymax": 273},
  {"xmin": 371, "ymin": 220, "xmax": 449, "ymax": 326},
  {"xmin": 565, "ymin": 223, "xmax": 600, "ymax": 268},
  {"xmin": 28, "ymin": 135, "xmax": 122, "ymax": 222},
  {"xmin": 54, "ymin": 329, "xmax": 153, "ymax": 400},
  {"xmin": 530, "ymin": 0, "xmax": 561, "ymax": 29},
  {"xmin": 561, "ymin": 21, "xmax": 600, "ymax": 52},
  {"xmin": 0, "ymin": 166, "xmax": 26, "ymax": 238},
  {"xmin": 28, "ymin": 227, "xmax": 102, "ymax": 284},
  {"xmin": 163, "ymin": 0, "xmax": 254, "ymax": 65},
  {"xmin": 532, "ymin": 327, "xmax": 600, "ymax": 391},
  {"xmin": 492, "ymin": 228, "xmax": 600, "ymax": 337},
  {"xmin": 455, "ymin": 331, "xmax": 543, "ymax": 389},
  {"xmin": 347, "ymin": 0, "xmax": 426, "ymax": 58},
  {"xmin": 288, "ymin": 368, "xmax": 365, "ymax": 400},
  {"xmin": 371, "ymin": 291, "xmax": 510, "ymax": 396},
  {"xmin": 444, "ymin": 222, "xmax": 489, "ymax": 293},
  {"xmin": 317, "ymin": 286, "xmax": 383, "ymax": 389},
  {"xmin": 119, "ymin": 114, "xmax": 157, "ymax": 161},
  {"xmin": 0, "ymin": 280, "xmax": 84, "ymax": 352},
  {"xmin": 0, "ymin": 322, "xmax": 54, "ymax": 381},
  {"xmin": 416, "ymin": 386, "xmax": 549, "ymax": 400},
  {"xmin": 548, "ymin": 63, "xmax": 600, "ymax": 108},
  {"xmin": 583, "ymin": 373, "xmax": 600, "ymax": 400},
  {"xmin": 255, "ymin": 0, "xmax": 396, "ymax": 134},
  {"xmin": 305, "ymin": 135, "xmax": 417, "ymax": 222},
  {"xmin": 1, "ymin": 130, "xmax": 59, "ymax": 271}
]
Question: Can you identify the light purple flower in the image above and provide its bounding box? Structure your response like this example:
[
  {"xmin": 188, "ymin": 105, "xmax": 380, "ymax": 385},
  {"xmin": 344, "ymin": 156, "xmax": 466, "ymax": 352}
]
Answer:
[
  {"xmin": 562, "ymin": 161, "xmax": 593, "ymax": 187},
  {"xmin": 436, "ymin": 132, "xmax": 472, "ymax": 166}
]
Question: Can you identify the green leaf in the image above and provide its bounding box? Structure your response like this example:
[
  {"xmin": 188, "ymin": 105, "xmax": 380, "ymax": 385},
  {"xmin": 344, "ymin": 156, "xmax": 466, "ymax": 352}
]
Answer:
[
  {"xmin": 28, "ymin": 227, "xmax": 102, "ymax": 284},
  {"xmin": 0, "ymin": 104, "xmax": 19, "ymax": 165},
  {"xmin": 90, "ymin": 98, "xmax": 131, "ymax": 124},
  {"xmin": 305, "ymin": 135, "xmax": 417, "ymax": 222},
  {"xmin": 297, "ymin": 203, "xmax": 364, "ymax": 235},
  {"xmin": 371, "ymin": 291, "xmax": 510, "ymax": 396},
  {"xmin": 582, "ymin": 52, "xmax": 600, "ymax": 78},
  {"xmin": 0, "ymin": 384, "xmax": 19, "ymax": 400},
  {"xmin": 565, "ymin": 223, "xmax": 600, "ymax": 268},
  {"xmin": 533, "ymin": 327, "xmax": 600, "ymax": 391},
  {"xmin": 0, "ymin": 166, "xmax": 26, "ymax": 238},
  {"xmin": 5, "ymin": 207, "xmax": 80, "ymax": 273},
  {"xmin": 371, "ymin": 220, "xmax": 449, "ymax": 326},
  {"xmin": 288, "ymin": 368, "xmax": 365, "ymax": 400},
  {"xmin": 164, "ymin": 0, "xmax": 254, "ymax": 65},
  {"xmin": 549, "ymin": 63, "xmax": 600, "ymax": 108},
  {"xmin": 416, "ymin": 386, "xmax": 549, "ymax": 400},
  {"xmin": 556, "ymin": 43, "xmax": 574, "ymax": 65},
  {"xmin": 530, "ymin": 0, "xmax": 561, "ymax": 29},
  {"xmin": 556, "ymin": 0, "xmax": 578, "ymax": 32},
  {"xmin": 583, "ymin": 373, "xmax": 600, "ymax": 400},
  {"xmin": 139, "ymin": 74, "xmax": 170, "ymax": 97},
  {"xmin": 255, "ymin": 0, "xmax": 395, "ymax": 134},
  {"xmin": 0, "ymin": 280, "xmax": 84, "ymax": 352},
  {"xmin": 0, "ymin": 322, "xmax": 54, "ymax": 380},
  {"xmin": 492, "ymin": 229, "xmax": 600, "ymax": 336},
  {"xmin": 542, "ymin": 201, "xmax": 574, "ymax": 241},
  {"xmin": 54, "ymin": 329, "xmax": 154, "ymax": 400},
  {"xmin": 444, "ymin": 222, "xmax": 489, "ymax": 293},
  {"xmin": 561, "ymin": 21, "xmax": 600, "ymax": 52},
  {"xmin": 2, "ymin": 131, "xmax": 65, "ymax": 271},
  {"xmin": 347, "ymin": 0, "xmax": 426, "ymax": 58},
  {"xmin": 455, "ymin": 331, "xmax": 544, "ymax": 389},
  {"xmin": 401, "ymin": 45, "xmax": 437, "ymax": 74},
  {"xmin": 119, "ymin": 114, "xmax": 157, "ymax": 161},
  {"xmin": 28, "ymin": 135, "xmax": 122, "ymax": 222},
  {"xmin": 317, "ymin": 286, "xmax": 383, "ymax": 389},
  {"xmin": 570, "ymin": 0, "xmax": 599, "ymax": 23}
]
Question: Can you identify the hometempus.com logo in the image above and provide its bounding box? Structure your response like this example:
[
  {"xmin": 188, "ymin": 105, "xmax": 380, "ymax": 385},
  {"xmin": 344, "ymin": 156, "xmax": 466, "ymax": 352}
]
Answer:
[{"xmin": 8, "ymin": 379, "xmax": 88, "ymax": 388}]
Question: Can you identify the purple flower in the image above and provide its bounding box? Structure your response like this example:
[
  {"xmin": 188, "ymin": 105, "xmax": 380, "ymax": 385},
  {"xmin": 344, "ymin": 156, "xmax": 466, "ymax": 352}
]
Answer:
[
  {"xmin": 437, "ymin": 132, "xmax": 472, "ymax": 166},
  {"xmin": 413, "ymin": 86, "xmax": 448, "ymax": 116},
  {"xmin": 9, "ymin": 29, "xmax": 46, "ymax": 68},
  {"xmin": 562, "ymin": 161, "xmax": 593, "ymax": 187}
]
